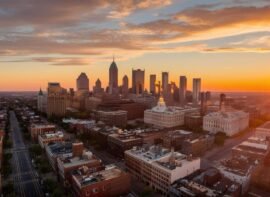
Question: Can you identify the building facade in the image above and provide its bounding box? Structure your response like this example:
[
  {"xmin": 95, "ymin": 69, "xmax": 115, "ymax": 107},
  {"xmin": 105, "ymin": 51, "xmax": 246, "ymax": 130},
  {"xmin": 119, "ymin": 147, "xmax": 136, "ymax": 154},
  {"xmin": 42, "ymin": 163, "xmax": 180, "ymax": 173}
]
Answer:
[
  {"xmin": 132, "ymin": 69, "xmax": 145, "ymax": 95},
  {"xmin": 144, "ymin": 97, "xmax": 187, "ymax": 128},
  {"xmin": 150, "ymin": 74, "xmax": 156, "ymax": 95},
  {"xmin": 125, "ymin": 146, "xmax": 200, "ymax": 195},
  {"xmin": 109, "ymin": 60, "xmax": 118, "ymax": 94},
  {"xmin": 192, "ymin": 78, "xmax": 201, "ymax": 105},
  {"xmin": 203, "ymin": 110, "xmax": 249, "ymax": 136}
]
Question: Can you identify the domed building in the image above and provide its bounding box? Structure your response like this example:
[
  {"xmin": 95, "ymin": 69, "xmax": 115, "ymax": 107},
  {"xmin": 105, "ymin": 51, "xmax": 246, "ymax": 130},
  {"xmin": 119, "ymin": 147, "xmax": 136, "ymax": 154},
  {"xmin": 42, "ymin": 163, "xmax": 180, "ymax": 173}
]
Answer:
[{"xmin": 144, "ymin": 96, "xmax": 187, "ymax": 128}]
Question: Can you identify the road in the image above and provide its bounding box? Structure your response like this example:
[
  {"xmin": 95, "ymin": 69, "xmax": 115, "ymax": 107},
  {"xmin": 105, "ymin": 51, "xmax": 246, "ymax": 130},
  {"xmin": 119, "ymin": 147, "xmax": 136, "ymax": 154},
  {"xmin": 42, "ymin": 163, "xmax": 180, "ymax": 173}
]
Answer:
[{"xmin": 10, "ymin": 111, "xmax": 43, "ymax": 197}]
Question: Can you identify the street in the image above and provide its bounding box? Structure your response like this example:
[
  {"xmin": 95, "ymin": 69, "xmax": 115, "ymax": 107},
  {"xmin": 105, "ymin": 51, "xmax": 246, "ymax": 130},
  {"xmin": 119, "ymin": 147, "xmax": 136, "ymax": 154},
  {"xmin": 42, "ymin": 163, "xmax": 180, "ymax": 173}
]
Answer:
[{"xmin": 10, "ymin": 111, "xmax": 43, "ymax": 197}]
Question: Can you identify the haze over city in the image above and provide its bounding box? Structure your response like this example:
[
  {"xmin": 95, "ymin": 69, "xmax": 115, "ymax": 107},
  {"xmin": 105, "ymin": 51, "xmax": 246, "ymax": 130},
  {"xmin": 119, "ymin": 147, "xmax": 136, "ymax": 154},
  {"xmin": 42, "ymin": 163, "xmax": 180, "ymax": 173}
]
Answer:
[{"xmin": 0, "ymin": 0, "xmax": 270, "ymax": 91}]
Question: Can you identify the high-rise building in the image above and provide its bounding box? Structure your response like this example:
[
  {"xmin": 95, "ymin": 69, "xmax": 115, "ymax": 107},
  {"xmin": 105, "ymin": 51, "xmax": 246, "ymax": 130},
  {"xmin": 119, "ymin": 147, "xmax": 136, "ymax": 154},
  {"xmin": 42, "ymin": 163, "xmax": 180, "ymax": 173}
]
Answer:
[
  {"xmin": 76, "ymin": 72, "xmax": 89, "ymax": 91},
  {"xmin": 150, "ymin": 74, "xmax": 156, "ymax": 95},
  {"xmin": 162, "ymin": 72, "xmax": 169, "ymax": 93},
  {"xmin": 93, "ymin": 78, "xmax": 104, "ymax": 94},
  {"xmin": 132, "ymin": 69, "xmax": 145, "ymax": 95},
  {"xmin": 47, "ymin": 82, "xmax": 69, "ymax": 117},
  {"xmin": 192, "ymin": 78, "xmax": 201, "ymax": 105},
  {"xmin": 37, "ymin": 88, "xmax": 47, "ymax": 112},
  {"xmin": 179, "ymin": 76, "xmax": 187, "ymax": 106},
  {"xmin": 109, "ymin": 59, "xmax": 118, "ymax": 94},
  {"xmin": 122, "ymin": 75, "xmax": 129, "ymax": 96}
]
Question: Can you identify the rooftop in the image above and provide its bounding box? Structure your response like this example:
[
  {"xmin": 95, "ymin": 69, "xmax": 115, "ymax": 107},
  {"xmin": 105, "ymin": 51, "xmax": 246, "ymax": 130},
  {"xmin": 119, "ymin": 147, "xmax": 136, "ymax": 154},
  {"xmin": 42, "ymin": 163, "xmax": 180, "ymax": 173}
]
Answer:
[
  {"xmin": 31, "ymin": 124, "xmax": 56, "ymax": 129},
  {"xmin": 172, "ymin": 168, "xmax": 241, "ymax": 197},
  {"xmin": 40, "ymin": 131, "xmax": 64, "ymax": 139},
  {"xmin": 204, "ymin": 110, "xmax": 249, "ymax": 120},
  {"xmin": 218, "ymin": 156, "xmax": 253, "ymax": 176},
  {"xmin": 73, "ymin": 165, "xmax": 124, "ymax": 188},
  {"xmin": 58, "ymin": 151, "xmax": 101, "ymax": 168},
  {"xmin": 47, "ymin": 142, "xmax": 72, "ymax": 155},
  {"xmin": 126, "ymin": 145, "xmax": 199, "ymax": 171}
]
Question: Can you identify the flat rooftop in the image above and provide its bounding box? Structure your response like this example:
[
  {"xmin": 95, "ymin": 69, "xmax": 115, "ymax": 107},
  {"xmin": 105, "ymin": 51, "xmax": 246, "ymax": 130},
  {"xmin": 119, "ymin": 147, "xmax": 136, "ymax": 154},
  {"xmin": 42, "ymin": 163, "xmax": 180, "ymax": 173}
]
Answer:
[
  {"xmin": 109, "ymin": 132, "xmax": 142, "ymax": 142},
  {"xmin": 59, "ymin": 151, "xmax": 101, "ymax": 168},
  {"xmin": 218, "ymin": 157, "xmax": 252, "ymax": 176},
  {"xmin": 47, "ymin": 142, "xmax": 72, "ymax": 155},
  {"xmin": 40, "ymin": 131, "xmax": 64, "ymax": 139},
  {"xmin": 73, "ymin": 165, "xmax": 124, "ymax": 188},
  {"xmin": 31, "ymin": 124, "xmax": 56, "ymax": 129}
]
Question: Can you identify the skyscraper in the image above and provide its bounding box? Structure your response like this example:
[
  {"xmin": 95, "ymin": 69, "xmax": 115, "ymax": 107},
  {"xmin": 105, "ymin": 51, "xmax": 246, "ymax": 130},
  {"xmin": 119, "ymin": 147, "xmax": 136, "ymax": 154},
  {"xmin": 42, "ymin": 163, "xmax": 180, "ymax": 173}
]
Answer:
[
  {"xmin": 150, "ymin": 74, "xmax": 156, "ymax": 95},
  {"xmin": 193, "ymin": 78, "xmax": 201, "ymax": 105},
  {"xmin": 179, "ymin": 76, "xmax": 187, "ymax": 106},
  {"xmin": 47, "ymin": 82, "xmax": 69, "ymax": 117},
  {"xmin": 37, "ymin": 88, "xmax": 47, "ymax": 112},
  {"xmin": 109, "ymin": 59, "xmax": 118, "ymax": 94},
  {"xmin": 122, "ymin": 75, "xmax": 129, "ymax": 96},
  {"xmin": 93, "ymin": 78, "xmax": 104, "ymax": 94},
  {"xmin": 132, "ymin": 69, "xmax": 145, "ymax": 95},
  {"xmin": 162, "ymin": 72, "xmax": 169, "ymax": 93},
  {"xmin": 76, "ymin": 72, "xmax": 89, "ymax": 91}
]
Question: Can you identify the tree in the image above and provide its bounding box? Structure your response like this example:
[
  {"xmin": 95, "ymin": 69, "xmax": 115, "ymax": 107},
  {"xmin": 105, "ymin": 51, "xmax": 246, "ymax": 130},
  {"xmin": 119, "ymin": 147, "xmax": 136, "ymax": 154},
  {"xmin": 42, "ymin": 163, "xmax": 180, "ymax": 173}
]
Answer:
[
  {"xmin": 214, "ymin": 132, "xmax": 227, "ymax": 146},
  {"xmin": 29, "ymin": 144, "xmax": 42, "ymax": 156}
]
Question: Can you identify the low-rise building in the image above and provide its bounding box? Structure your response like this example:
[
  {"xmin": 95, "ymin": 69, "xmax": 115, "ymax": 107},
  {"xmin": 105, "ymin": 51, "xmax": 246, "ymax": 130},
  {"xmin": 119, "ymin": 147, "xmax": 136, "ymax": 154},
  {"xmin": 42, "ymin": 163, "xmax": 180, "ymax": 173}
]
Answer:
[
  {"xmin": 96, "ymin": 110, "xmax": 127, "ymax": 128},
  {"xmin": 71, "ymin": 164, "xmax": 131, "ymax": 197},
  {"xmin": 217, "ymin": 157, "xmax": 253, "ymax": 194},
  {"xmin": 125, "ymin": 145, "xmax": 200, "ymax": 195},
  {"xmin": 163, "ymin": 130, "xmax": 193, "ymax": 151},
  {"xmin": 29, "ymin": 124, "xmax": 56, "ymax": 141},
  {"xmin": 203, "ymin": 110, "xmax": 249, "ymax": 136},
  {"xmin": 181, "ymin": 135, "xmax": 215, "ymax": 157},
  {"xmin": 45, "ymin": 141, "xmax": 73, "ymax": 171},
  {"xmin": 144, "ymin": 97, "xmax": 197, "ymax": 128},
  {"xmin": 232, "ymin": 137, "xmax": 269, "ymax": 162},
  {"xmin": 170, "ymin": 168, "xmax": 242, "ymax": 197},
  {"xmin": 38, "ymin": 131, "xmax": 65, "ymax": 148},
  {"xmin": 108, "ymin": 131, "xmax": 143, "ymax": 157},
  {"xmin": 255, "ymin": 121, "xmax": 270, "ymax": 139},
  {"xmin": 57, "ymin": 149, "xmax": 103, "ymax": 185}
]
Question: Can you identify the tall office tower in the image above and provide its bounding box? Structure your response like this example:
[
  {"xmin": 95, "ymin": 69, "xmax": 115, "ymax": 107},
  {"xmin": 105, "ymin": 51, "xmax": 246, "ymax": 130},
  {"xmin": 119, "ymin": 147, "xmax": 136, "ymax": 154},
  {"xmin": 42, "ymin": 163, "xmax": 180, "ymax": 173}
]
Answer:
[
  {"xmin": 93, "ymin": 78, "xmax": 104, "ymax": 94},
  {"xmin": 47, "ymin": 82, "xmax": 69, "ymax": 117},
  {"xmin": 37, "ymin": 88, "xmax": 47, "ymax": 112},
  {"xmin": 132, "ymin": 69, "xmax": 145, "ymax": 95},
  {"xmin": 179, "ymin": 76, "xmax": 187, "ymax": 106},
  {"xmin": 220, "ymin": 93, "xmax": 226, "ymax": 111},
  {"xmin": 192, "ymin": 78, "xmax": 201, "ymax": 105},
  {"xmin": 122, "ymin": 75, "xmax": 129, "ymax": 96},
  {"xmin": 162, "ymin": 72, "xmax": 169, "ymax": 93},
  {"xmin": 109, "ymin": 59, "xmax": 118, "ymax": 94},
  {"xmin": 150, "ymin": 74, "xmax": 156, "ymax": 95},
  {"xmin": 200, "ymin": 92, "xmax": 207, "ymax": 115},
  {"xmin": 76, "ymin": 72, "xmax": 89, "ymax": 91}
]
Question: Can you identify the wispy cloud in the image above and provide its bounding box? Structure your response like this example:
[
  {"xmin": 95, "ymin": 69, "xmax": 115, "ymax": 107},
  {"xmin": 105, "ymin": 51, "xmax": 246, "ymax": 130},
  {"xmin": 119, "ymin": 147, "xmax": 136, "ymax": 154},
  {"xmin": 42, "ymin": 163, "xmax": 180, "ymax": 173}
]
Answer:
[{"xmin": 0, "ymin": 1, "xmax": 270, "ymax": 66}]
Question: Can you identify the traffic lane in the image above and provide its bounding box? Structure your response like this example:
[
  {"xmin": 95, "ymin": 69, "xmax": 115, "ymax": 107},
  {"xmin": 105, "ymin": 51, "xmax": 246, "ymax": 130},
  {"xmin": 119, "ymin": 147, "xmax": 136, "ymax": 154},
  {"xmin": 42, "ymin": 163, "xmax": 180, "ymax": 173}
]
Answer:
[{"xmin": 23, "ymin": 181, "xmax": 41, "ymax": 197}]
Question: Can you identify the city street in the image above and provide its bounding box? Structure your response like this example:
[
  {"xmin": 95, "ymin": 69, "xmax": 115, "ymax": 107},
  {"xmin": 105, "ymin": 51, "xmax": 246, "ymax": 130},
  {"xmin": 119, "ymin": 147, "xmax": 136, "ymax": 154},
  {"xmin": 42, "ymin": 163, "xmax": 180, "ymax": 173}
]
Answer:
[{"xmin": 10, "ymin": 111, "xmax": 43, "ymax": 197}]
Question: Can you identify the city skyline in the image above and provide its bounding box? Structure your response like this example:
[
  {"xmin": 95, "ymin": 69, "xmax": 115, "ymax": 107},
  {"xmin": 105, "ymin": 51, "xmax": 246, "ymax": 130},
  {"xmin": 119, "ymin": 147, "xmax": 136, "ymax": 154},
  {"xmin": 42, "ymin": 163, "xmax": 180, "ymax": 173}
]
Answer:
[{"xmin": 1, "ymin": 0, "xmax": 270, "ymax": 91}]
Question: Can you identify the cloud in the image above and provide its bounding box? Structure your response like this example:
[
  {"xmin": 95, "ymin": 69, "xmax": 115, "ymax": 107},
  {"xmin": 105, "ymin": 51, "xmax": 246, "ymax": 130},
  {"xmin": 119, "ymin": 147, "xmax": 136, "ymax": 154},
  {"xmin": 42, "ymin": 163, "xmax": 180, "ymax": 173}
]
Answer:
[{"xmin": 0, "ymin": 1, "xmax": 270, "ymax": 66}]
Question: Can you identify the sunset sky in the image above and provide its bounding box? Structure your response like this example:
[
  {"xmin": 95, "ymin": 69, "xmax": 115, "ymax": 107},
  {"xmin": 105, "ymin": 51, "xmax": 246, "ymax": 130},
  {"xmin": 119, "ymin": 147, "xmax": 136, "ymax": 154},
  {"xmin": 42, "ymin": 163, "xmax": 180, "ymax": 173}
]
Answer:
[{"xmin": 0, "ymin": 0, "xmax": 270, "ymax": 92}]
